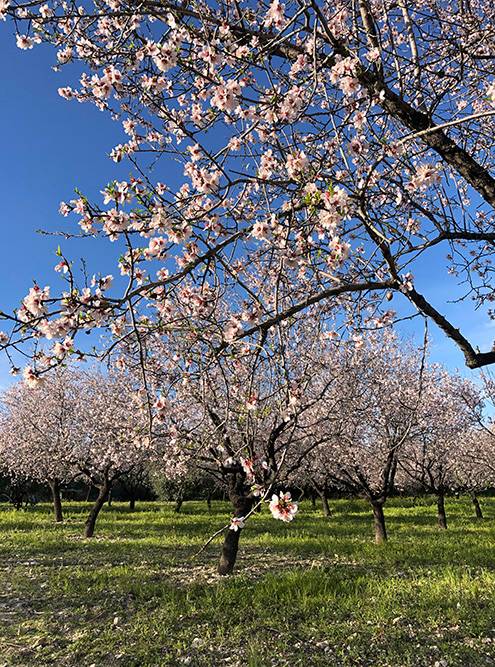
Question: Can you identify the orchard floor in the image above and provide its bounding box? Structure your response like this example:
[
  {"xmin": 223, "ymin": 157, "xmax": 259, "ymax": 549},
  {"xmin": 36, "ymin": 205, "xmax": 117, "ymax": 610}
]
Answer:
[{"xmin": 1, "ymin": 500, "xmax": 495, "ymax": 667}]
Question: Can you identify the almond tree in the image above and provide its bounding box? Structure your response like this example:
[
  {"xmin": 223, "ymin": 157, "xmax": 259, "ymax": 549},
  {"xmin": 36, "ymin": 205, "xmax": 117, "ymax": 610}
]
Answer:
[
  {"xmin": 0, "ymin": 367, "xmax": 81, "ymax": 522},
  {"xmin": 0, "ymin": 367, "xmax": 151, "ymax": 533},
  {"xmin": 2, "ymin": 1, "xmax": 495, "ymax": 383},
  {"xmin": 73, "ymin": 369, "xmax": 152, "ymax": 537},
  {"xmin": 398, "ymin": 369, "xmax": 482, "ymax": 529},
  {"xmin": 299, "ymin": 331, "xmax": 428, "ymax": 544},
  {"xmin": 452, "ymin": 430, "xmax": 493, "ymax": 520},
  {"xmin": 140, "ymin": 311, "xmax": 342, "ymax": 574}
]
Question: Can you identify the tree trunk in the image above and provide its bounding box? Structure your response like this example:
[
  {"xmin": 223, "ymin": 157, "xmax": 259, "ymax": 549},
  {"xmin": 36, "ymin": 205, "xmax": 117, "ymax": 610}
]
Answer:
[
  {"xmin": 84, "ymin": 482, "xmax": 110, "ymax": 538},
  {"xmin": 472, "ymin": 493, "xmax": 483, "ymax": 519},
  {"xmin": 437, "ymin": 492, "xmax": 448, "ymax": 529},
  {"xmin": 206, "ymin": 493, "xmax": 212, "ymax": 512},
  {"xmin": 85, "ymin": 484, "xmax": 92, "ymax": 502},
  {"xmin": 218, "ymin": 479, "xmax": 253, "ymax": 576},
  {"xmin": 49, "ymin": 479, "xmax": 63, "ymax": 523},
  {"xmin": 311, "ymin": 491, "xmax": 317, "ymax": 510},
  {"xmin": 320, "ymin": 490, "xmax": 332, "ymax": 517},
  {"xmin": 107, "ymin": 488, "xmax": 112, "ymax": 507},
  {"xmin": 174, "ymin": 494, "xmax": 183, "ymax": 513},
  {"xmin": 371, "ymin": 501, "xmax": 388, "ymax": 544},
  {"xmin": 129, "ymin": 497, "xmax": 136, "ymax": 511}
]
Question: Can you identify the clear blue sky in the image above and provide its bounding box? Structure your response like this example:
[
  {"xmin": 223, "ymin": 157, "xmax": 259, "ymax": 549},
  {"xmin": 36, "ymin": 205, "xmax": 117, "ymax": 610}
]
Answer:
[{"xmin": 0, "ymin": 30, "xmax": 491, "ymax": 386}]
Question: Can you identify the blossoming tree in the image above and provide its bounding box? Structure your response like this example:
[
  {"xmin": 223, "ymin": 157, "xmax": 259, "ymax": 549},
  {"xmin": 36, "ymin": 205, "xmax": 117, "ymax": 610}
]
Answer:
[
  {"xmin": 397, "ymin": 368, "xmax": 482, "ymax": 529},
  {"xmin": 0, "ymin": 367, "xmax": 81, "ymax": 522},
  {"xmin": 296, "ymin": 330, "xmax": 428, "ymax": 544},
  {"xmin": 140, "ymin": 312, "xmax": 343, "ymax": 574},
  {"xmin": 72, "ymin": 369, "xmax": 152, "ymax": 536},
  {"xmin": 0, "ymin": 366, "xmax": 152, "ymax": 534},
  {"xmin": 1, "ymin": 1, "xmax": 495, "ymax": 384}
]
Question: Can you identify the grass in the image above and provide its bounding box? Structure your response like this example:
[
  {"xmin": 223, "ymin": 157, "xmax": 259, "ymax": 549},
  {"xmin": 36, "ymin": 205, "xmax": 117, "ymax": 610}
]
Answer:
[{"xmin": 1, "ymin": 498, "xmax": 495, "ymax": 666}]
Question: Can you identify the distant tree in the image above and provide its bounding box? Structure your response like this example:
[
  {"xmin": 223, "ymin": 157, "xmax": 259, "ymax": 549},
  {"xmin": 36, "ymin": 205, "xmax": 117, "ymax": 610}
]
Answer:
[
  {"xmin": 72, "ymin": 370, "xmax": 152, "ymax": 536},
  {"xmin": 297, "ymin": 331, "xmax": 428, "ymax": 544},
  {"xmin": 398, "ymin": 369, "xmax": 482, "ymax": 529},
  {"xmin": 0, "ymin": 367, "xmax": 80, "ymax": 522}
]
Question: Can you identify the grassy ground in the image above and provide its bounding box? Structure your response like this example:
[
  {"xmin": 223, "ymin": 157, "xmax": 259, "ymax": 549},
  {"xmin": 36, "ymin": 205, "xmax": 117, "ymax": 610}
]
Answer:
[{"xmin": 1, "ymin": 498, "xmax": 495, "ymax": 667}]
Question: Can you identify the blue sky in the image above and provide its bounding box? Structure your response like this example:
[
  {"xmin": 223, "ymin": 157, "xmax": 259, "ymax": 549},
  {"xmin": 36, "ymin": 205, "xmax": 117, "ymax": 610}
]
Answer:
[{"xmin": 0, "ymin": 29, "xmax": 491, "ymax": 386}]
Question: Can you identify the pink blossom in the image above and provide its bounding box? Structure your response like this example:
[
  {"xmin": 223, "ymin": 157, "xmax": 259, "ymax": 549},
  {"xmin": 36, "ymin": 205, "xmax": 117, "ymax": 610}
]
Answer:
[
  {"xmin": 250, "ymin": 220, "xmax": 271, "ymax": 241},
  {"xmin": 39, "ymin": 4, "xmax": 52, "ymax": 18},
  {"xmin": 400, "ymin": 273, "xmax": 414, "ymax": 292},
  {"xmin": 211, "ymin": 80, "xmax": 242, "ymax": 112},
  {"xmin": 286, "ymin": 151, "xmax": 308, "ymax": 180},
  {"xmin": 229, "ymin": 516, "xmax": 246, "ymax": 531},
  {"xmin": 58, "ymin": 202, "xmax": 71, "ymax": 216},
  {"xmin": 0, "ymin": 0, "xmax": 10, "ymax": 20},
  {"xmin": 264, "ymin": 0, "xmax": 286, "ymax": 30},
  {"xmin": 224, "ymin": 317, "xmax": 243, "ymax": 342},
  {"xmin": 20, "ymin": 285, "xmax": 50, "ymax": 319},
  {"xmin": 55, "ymin": 260, "xmax": 69, "ymax": 274},
  {"xmin": 258, "ymin": 150, "xmax": 278, "ymax": 180},
  {"xmin": 407, "ymin": 164, "xmax": 440, "ymax": 192},
  {"xmin": 22, "ymin": 366, "xmax": 43, "ymax": 389},
  {"xmin": 269, "ymin": 492, "xmax": 298, "ymax": 522},
  {"xmin": 153, "ymin": 41, "xmax": 178, "ymax": 73},
  {"xmin": 16, "ymin": 34, "xmax": 33, "ymax": 50}
]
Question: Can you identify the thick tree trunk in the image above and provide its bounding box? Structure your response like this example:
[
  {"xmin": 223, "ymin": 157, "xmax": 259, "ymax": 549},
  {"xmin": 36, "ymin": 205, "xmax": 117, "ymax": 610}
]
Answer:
[
  {"xmin": 371, "ymin": 501, "xmax": 387, "ymax": 544},
  {"xmin": 320, "ymin": 491, "xmax": 331, "ymax": 518},
  {"xmin": 218, "ymin": 480, "xmax": 253, "ymax": 576},
  {"xmin": 471, "ymin": 493, "xmax": 483, "ymax": 519},
  {"xmin": 437, "ymin": 492, "xmax": 448, "ymax": 529},
  {"xmin": 129, "ymin": 497, "xmax": 136, "ymax": 511},
  {"xmin": 84, "ymin": 482, "xmax": 110, "ymax": 538},
  {"xmin": 49, "ymin": 479, "xmax": 63, "ymax": 523}
]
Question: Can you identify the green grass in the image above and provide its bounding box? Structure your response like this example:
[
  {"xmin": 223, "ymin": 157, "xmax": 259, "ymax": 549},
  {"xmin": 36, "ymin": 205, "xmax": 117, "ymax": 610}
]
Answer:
[{"xmin": 1, "ymin": 498, "xmax": 495, "ymax": 666}]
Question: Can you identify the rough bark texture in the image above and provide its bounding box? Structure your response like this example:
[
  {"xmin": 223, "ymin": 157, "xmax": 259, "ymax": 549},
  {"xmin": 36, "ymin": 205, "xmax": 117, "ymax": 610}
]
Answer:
[
  {"xmin": 84, "ymin": 482, "xmax": 110, "ymax": 538},
  {"xmin": 49, "ymin": 480, "xmax": 63, "ymax": 523},
  {"xmin": 437, "ymin": 492, "xmax": 448, "ymax": 529},
  {"xmin": 371, "ymin": 501, "xmax": 388, "ymax": 544},
  {"xmin": 218, "ymin": 477, "xmax": 253, "ymax": 576},
  {"xmin": 472, "ymin": 493, "xmax": 483, "ymax": 520},
  {"xmin": 320, "ymin": 491, "xmax": 332, "ymax": 518}
]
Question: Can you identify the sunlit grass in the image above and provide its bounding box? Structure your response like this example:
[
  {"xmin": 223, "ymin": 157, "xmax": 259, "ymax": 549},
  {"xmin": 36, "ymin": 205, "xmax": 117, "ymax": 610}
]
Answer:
[{"xmin": 1, "ymin": 497, "xmax": 495, "ymax": 666}]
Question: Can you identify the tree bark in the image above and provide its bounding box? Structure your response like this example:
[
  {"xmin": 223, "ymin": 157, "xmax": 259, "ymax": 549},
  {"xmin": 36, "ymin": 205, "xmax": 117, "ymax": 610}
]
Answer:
[
  {"xmin": 174, "ymin": 494, "xmax": 183, "ymax": 513},
  {"xmin": 371, "ymin": 501, "xmax": 387, "ymax": 544},
  {"xmin": 129, "ymin": 497, "xmax": 136, "ymax": 511},
  {"xmin": 320, "ymin": 490, "xmax": 332, "ymax": 518},
  {"xmin": 437, "ymin": 492, "xmax": 448, "ymax": 529},
  {"xmin": 218, "ymin": 478, "xmax": 253, "ymax": 576},
  {"xmin": 471, "ymin": 493, "xmax": 483, "ymax": 519},
  {"xmin": 49, "ymin": 479, "xmax": 63, "ymax": 523},
  {"xmin": 85, "ymin": 483, "xmax": 92, "ymax": 502},
  {"xmin": 84, "ymin": 482, "xmax": 110, "ymax": 538},
  {"xmin": 107, "ymin": 488, "xmax": 112, "ymax": 507},
  {"xmin": 206, "ymin": 493, "xmax": 212, "ymax": 512},
  {"xmin": 311, "ymin": 491, "xmax": 317, "ymax": 510}
]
